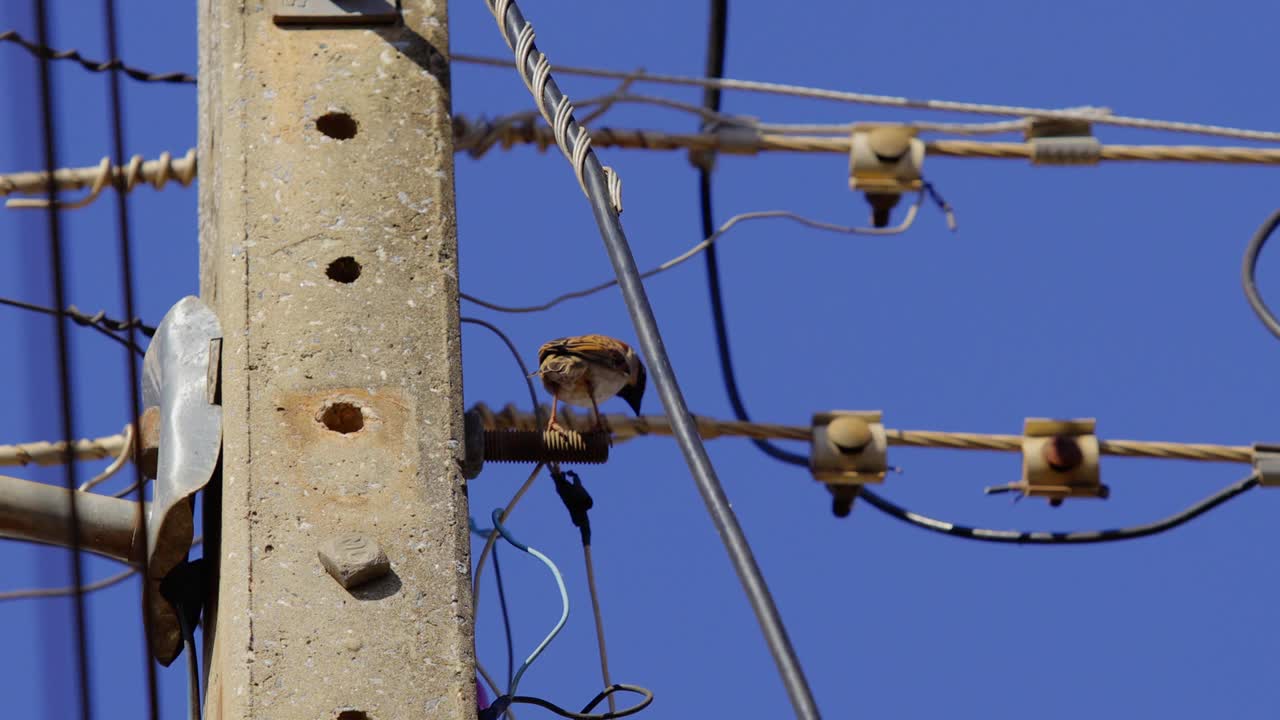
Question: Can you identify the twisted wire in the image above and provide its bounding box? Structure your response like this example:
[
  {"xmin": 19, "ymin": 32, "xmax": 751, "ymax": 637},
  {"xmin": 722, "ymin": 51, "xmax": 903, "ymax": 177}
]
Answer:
[
  {"xmin": 466, "ymin": 403, "xmax": 1256, "ymax": 464},
  {"xmin": 450, "ymin": 117, "xmax": 1280, "ymax": 164},
  {"xmin": 0, "ymin": 29, "xmax": 195, "ymax": 84},
  {"xmin": 3, "ymin": 149, "xmax": 197, "ymax": 209},
  {"xmin": 453, "ymin": 52, "xmax": 1280, "ymax": 143},
  {"xmin": 488, "ymin": 0, "xmax": 622, "ymax": 212}
]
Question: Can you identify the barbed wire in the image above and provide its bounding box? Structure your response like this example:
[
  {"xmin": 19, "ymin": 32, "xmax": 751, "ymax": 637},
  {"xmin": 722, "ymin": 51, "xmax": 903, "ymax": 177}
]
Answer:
[
  {"xmin": 468, "ymin": 403, "xmax": 1256, "ymax": 464},
  {"xmin": 0, "ymin": 29, "xmax": 195, "ymax": 84}
]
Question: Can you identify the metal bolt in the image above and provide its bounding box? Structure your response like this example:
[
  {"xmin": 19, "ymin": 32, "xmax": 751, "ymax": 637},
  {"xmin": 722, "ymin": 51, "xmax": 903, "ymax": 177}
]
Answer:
[
  {"xmin": 318, "ymin": 533, "xmax": 390, "ymax": 590},
  {"xmin": 827, "ymin": 416, "xmax": 872, "ymax": 455},
  {"xmin": 1041, "ymin": 434, "xmax": 1084, "ymax": 472},
  {"xmin": 461, "ymin": 410, "xmax": 485, "ymax": 480},
  {"xmin": 136, "ymin": 406, "xmax": 161, "ymax": 480}
]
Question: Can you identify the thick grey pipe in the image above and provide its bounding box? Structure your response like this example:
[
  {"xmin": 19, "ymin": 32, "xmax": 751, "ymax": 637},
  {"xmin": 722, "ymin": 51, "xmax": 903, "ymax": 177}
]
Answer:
[
  {"xmin": 490, "ymin": 3, "xmax": 821, "ymax": 717},
  {"xmin": 0, "ymin": 474, "xmax": 143, "ymax": 564}
]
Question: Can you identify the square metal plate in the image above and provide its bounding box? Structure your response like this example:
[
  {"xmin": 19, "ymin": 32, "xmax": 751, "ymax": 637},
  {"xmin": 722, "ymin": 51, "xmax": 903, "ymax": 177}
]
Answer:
[{"xmin": 273, "ymin": 0, "xmax": 398, "ymax": 25}]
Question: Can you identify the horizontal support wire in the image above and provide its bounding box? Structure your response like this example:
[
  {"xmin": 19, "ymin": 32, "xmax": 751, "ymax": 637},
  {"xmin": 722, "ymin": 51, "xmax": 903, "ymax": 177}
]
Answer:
[
  {"xmin": 469, "ymin": 403, "xmax": 1256, "ymax": 464},
  {"xmin": 453, "ymin": 52, "xmax": 1280, "ymax": 143},
  {"xmin": 6, "ymin": 128, "xmax": 1280, "ymax": 209},
  {"xmin": 453, "ymin": 117, "xmax": 1280, "ymax": 164}
]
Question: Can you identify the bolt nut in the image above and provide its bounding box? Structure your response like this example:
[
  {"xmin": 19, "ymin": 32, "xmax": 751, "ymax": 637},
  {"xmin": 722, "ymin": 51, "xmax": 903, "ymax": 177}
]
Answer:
[
  {"xmin": 318, "ymin": 533, "xmax": 390, "ymax": 590},
  {"xmin": 827, "ymin": 416, "xmax": 873, "ymax": 454},
  {"xmin": 136, "ymin": 406, "xmax": 162, "ymax": 480}
]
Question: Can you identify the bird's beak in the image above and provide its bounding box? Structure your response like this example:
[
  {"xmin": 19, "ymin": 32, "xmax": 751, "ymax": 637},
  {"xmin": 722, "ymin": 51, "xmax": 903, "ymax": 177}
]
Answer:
[{"xmin": 618, "ymin": 363, "xmax": 646, "ymax": 416}]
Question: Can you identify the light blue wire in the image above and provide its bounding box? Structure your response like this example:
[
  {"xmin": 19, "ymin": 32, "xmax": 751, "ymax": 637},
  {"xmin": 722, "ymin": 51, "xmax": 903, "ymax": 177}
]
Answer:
[{"xmin": 489, "ymin": 507, "xmax": 570, "ymax": 698}]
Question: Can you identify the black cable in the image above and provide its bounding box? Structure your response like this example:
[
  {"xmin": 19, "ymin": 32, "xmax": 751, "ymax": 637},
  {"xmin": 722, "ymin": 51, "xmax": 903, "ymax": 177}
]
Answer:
[
  {"xmin": 159, "ymin": 559, "xmax": 207, "ymax": 720},
  {"xmin": 484, "ymin": 684, "xmax": 654, "ymax": 720},
  {"xmin": 32, "ymin": 1, "xmax": 92, "ymax": 717},
  {"xmin": 460, "ymin": 316, "xmax": 534, "ymax": 716},
  {"xmin": 0, "ymin": 296, "xmax": 150, "ymax": 355},
  {"xmin": 101, "ymin": 1, "xmax": 161, "ymax": 716},
  {"xmin": 694, "ymin": 3, "xmax": 811, "ymax": 469},
  {"xmin": 489, "ymin": 543, "xmax": 516, "ymax": 692},
  {"xmin": 858, "ymin": 473, "xmax": 1259, "ymax": 544},
  {"xmin": 461, "ymin": 316, "xmax": 544, "ymax": 426},
  {"xmin": 0, "ymin": 28, "xmax": 195, "ymax": 84},
  {"xmin": 486, "ymin": 3, "xmax": 820, "ymax": 718},
  {"xmin": 1241, "ymin": 209, "xmax": 1280, "ymax": 340}
]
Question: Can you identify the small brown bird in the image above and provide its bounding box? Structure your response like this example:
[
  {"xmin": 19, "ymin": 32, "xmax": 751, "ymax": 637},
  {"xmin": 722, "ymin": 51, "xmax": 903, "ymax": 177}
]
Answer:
[{"xmin": 534, "ymin": 334, "xmax": 647, "ymax": 434}]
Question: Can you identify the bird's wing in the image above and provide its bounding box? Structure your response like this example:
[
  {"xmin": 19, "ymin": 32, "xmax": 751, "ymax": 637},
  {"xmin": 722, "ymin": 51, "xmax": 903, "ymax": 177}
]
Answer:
[{"xmin": 539, "ymin": 334, "xmax": 630, "ymax": 372}]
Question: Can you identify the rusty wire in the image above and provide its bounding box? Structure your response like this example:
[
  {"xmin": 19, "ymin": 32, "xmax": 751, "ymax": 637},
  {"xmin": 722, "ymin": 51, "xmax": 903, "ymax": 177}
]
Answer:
[{"xmin": 468, "ymin": 403, "xmax": 1256, "ymax": 465}]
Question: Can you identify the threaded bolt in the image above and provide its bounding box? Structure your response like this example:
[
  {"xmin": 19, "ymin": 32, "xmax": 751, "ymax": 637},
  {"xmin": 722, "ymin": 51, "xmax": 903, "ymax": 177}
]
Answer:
[{"xmin": 483, "ymin": 429, "xmax": 610, "ymax": 465}]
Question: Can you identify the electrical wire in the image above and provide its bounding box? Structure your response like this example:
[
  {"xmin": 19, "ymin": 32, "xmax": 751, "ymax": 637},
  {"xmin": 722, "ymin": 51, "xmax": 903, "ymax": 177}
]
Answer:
[
  {"xmin": 0, "ymin": 537, "xmax": 203, "ymax": 601},
  {"xmin": 0, "ymin": 28, "xmax": 195, "ymax": 84},
  {"xmin": 77, "ymin": 423, "xmax": 133, "ymax": 492},
  {"xmin": 100, "ymin": 3, "xmax": 161, "ymax": 713},
  {"xmin": 582, "ymin": 544, "xmax": 615, "ymax": 714},
  {"xmin": 1241, "ymin": 209, "xmax": 1280, "ymax": 341},
  {"xmin": 32, "ymin": 2, "xmax": 92, "ymax": 717},
  {"xmin": 489, "ymin": 508, "xmax": 569, "ymax": 698},
  {"xmin": 502, "ymin": 684, "xmax": 655, "ymax": 719},
  {"xmin": 695, "ymin": 0, "xmax": 814, "ymax": 478},
  {"xmin": 858, "ymin": 473, "xmax": 1260, "ymax": 544},
  {"xmin": 490, "ymin": 544, "xmax": 516, "ymax": 691},
  {"xmin": 452, "ymin": 52, "xmax": 1280, "ymax": 143},
  {"xmin": 460, "ymin": 316, "xmax": 547, "ymax": 720},
  {"xmin": 481, "ymin": 3, "xmax": 819, "ymax": 715},
  {"xmin": 461, "ymin": 316, "xmax": 545, "ymax": 426},
  {"xmin": 473, "ymin": 463, "xmax": 545, "ymax": 616},
  {"xmin": 548, "ymin": 467, "xmax": 615, "ymax": 714},
  {"xmin": 470, "ymin": 515, "xmax": 518, "ymax": 712},
  {"xmin": 460, "ymin": 206, "xmax": 926, "ymax": 314},
  {"xmin": 0, "ymin": 296, "xmax": 150, "ymax": 355}
]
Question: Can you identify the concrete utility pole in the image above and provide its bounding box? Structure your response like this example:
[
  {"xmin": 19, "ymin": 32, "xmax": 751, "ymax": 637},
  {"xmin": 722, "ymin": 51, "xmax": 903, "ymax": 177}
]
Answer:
[{"xmin": 198, "ymin": 2, "xmax": 473, "ymax": 718}]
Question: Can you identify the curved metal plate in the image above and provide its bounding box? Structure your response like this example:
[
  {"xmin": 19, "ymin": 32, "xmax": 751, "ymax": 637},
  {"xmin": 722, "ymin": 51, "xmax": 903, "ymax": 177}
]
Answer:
[{"xmin": 141, "ymin": 296, "xmax": 223, "ymax": 665}]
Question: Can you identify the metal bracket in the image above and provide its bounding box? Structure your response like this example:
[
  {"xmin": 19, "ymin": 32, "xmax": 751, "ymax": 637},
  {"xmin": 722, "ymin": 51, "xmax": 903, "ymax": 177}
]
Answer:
[
  {"xmin": 1025, "ymin": 116, "xmax": 1101, "ymax": 166},
  {"xmin": 1014, "ymin": 418, "xmax": 1107, "ymax": 505},
  {"xmin": 272, "ymin": 0, "xmax": 398, "ymax": 25},
  {"xmin": 849, "ymin": 125, "xmax": 924, "ymax": 227},
  {"xmin": 142, "ymin": 296, "xmax": 223, "ymax": 665},
  {"xmin": 1253, "ymin": 443, "xmax": 1280, "ymax": 487},
  {"xmin": 809, "ymin": 411, "xmax": 889, "ymax": 485}
]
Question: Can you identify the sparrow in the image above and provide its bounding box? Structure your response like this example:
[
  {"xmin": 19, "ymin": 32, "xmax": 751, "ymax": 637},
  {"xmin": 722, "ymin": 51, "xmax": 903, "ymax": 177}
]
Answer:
[{"xmin": 534, "ymin": 334, "xmax": 647, "ymax": 434}]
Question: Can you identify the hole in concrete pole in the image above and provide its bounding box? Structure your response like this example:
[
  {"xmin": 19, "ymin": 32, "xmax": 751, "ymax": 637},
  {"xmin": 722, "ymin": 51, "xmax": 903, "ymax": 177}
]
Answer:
[
  {"xmin": 316, "ymin": 112, "xmax": 358, "ymax": 140},
  {"xmin": 335, "ymin": 711, "xmax": 370, "ymax": 720},
  {"xmin": 319, "ymin": 402, "xmax": 365, "ymax": 434},
  {"xmin": 326, "ymin": 256, "xmax": 362, "ymax": 284}
]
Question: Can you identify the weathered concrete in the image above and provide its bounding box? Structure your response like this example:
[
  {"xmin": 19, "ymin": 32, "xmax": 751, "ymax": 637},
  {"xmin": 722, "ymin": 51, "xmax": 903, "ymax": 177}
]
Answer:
[{"xmin": 198, "ymin": 2, "xmax": 473, "ymax": 717}]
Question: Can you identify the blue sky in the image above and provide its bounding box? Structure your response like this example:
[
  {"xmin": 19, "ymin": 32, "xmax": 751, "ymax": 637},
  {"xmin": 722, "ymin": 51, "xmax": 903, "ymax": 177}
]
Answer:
[{"xmin": 2, "ymin": 2, "xmax": 1279, "ymax": 718}]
